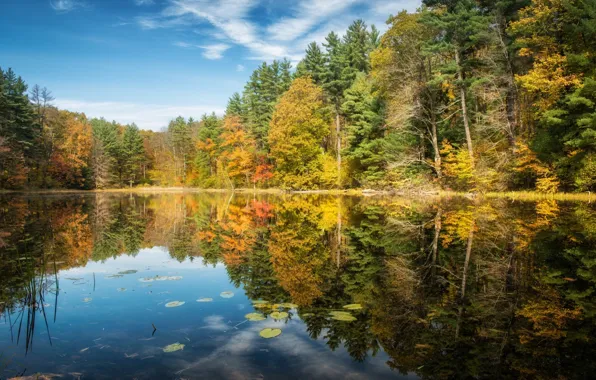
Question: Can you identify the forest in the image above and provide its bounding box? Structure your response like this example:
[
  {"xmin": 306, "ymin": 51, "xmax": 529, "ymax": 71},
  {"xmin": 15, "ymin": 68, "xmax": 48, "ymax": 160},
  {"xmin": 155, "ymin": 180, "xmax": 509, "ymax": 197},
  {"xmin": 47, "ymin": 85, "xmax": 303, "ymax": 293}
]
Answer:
[{"xmin": 1, "ymin": 0, "xmax": 595, "ymax": 192}]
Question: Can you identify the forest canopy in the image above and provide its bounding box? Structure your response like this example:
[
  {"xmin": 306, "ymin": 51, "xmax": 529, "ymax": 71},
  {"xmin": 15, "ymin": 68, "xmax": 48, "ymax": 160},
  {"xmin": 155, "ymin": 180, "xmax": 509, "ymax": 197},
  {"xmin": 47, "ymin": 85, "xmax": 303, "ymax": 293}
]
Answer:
[{"xmin": 1, "ymin": 0, "xmax": 595, "ymax": 192}]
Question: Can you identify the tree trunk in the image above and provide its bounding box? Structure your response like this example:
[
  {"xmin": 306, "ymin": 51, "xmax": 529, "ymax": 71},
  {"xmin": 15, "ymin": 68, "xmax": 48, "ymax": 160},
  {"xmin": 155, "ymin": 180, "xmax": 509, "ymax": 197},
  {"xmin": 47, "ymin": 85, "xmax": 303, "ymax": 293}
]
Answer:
[
  {"xmin": 336, "ymin": 109, "xmax": 341, "ymax": 188},
  {"xmin": 455, "ymin": 225, "xmax": 474, "ymax": 338},
  {"xmin": 455, "ymin": 47, "xmax": 474, "ymax": 168},
  {"xmin": 431, "ymin": 111, "xmax": 442, "ymax": 178},
  {"xmin": 336, "ymin": 200, "xmax": 342, "ymax": 268}
]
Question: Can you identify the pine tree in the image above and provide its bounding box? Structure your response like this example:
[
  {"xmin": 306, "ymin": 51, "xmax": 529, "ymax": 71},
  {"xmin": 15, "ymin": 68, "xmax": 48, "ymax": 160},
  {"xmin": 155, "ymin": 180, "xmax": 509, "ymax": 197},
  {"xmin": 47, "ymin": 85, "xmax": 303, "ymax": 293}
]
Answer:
[
  {"xmin": 122, "ymin": 123, "xmax": 145, "ymax": 186},
  {"xmin": 342, "ymin": 73, "xmax": 385, "ymax": 186},
  {"xmin": 168, "ymin": 116, "xmax": 193, "ymax": 184},
  {"xmin": 322, "ymin": 32, "xmax": 350, "ymax": 187},
  {"xmin": 226, "ymin": 92, "xmax": 244, "ymax": 117},
  {"xmin": 421, "ymin": 0, "xmax": 492, "ymax": 167},
  {"xmin": 343, "ymin": 20, "xmax": 371, "ymax": 80},
  {"xmin": 297, "ymin": 42, "xmax": 326, "ymax": 85}
]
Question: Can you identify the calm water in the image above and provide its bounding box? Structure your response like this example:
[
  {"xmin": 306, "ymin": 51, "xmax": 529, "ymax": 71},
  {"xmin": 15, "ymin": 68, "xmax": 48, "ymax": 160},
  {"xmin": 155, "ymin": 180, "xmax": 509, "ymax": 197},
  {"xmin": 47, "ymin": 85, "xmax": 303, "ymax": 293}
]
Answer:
[{"xmin": 1, "ymin": 193, "xmax": 595, "ymax": 379}]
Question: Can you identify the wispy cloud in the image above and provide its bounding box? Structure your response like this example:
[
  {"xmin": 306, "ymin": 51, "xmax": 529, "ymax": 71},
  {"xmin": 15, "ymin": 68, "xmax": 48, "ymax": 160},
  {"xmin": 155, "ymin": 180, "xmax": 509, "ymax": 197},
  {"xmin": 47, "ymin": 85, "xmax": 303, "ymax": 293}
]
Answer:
[
  {"xmin": 134, "ymin": 0, "xmax": 155, "ymax": 5},
  {"xmin": 200, "ymin": 43, "xmax": 231, "ymax": 59},
  {"xmin": 266, "ymin": 0, "xmax": 360, "ymax": 42},
  {"xmin": 135, "ymin": 0, "xmax": 417, "ymax": 62},
  {"xmin": 55, "ymin": 99, "xmax": 225, "ymax": 131},
  {"xmin": 236, "ymin": 64, "xmax": 245, "ymax": 72},
  {"xmin": 174, "ymin": 41, "xmax": 231, "ymax": 59},
  {"xmin": 50, "ymin": 0, "xmax": 85, "ymax": 12}
]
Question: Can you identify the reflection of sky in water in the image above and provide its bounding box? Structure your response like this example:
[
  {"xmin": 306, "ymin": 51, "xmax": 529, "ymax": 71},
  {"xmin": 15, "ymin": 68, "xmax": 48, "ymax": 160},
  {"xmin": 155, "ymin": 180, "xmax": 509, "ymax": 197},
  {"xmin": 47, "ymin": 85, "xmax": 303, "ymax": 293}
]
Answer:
[{"xmin": 1, "ymin": 248, "xmax": 408, "ymax": 379}]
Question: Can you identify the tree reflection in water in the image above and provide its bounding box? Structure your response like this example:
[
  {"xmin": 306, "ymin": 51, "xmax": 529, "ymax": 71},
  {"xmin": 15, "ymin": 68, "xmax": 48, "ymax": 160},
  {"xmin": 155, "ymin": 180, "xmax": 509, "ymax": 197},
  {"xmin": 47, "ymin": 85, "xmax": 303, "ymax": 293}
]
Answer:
[{"xmin": 1, "ymin": 193, "xmax": 596, "ymax": 378}]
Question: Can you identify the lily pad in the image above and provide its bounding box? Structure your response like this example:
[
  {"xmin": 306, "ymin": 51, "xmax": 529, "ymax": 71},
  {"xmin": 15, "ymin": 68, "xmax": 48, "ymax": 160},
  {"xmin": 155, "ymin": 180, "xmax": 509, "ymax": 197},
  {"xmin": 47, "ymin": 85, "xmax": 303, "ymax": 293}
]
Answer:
[
  {"xmin": 197, "ymin": 298, "xmax": 213, "ymax": 303},
  {"xmin": 259, "ymin": 328, "xmax": 282, "ymax": 339},
  {"xmin": 83, "ymin": 298, "xmax": 92, "ymax": 303},
  {"xmin": 117, "ymin": 288, "xmax": 127, "ymax": 292},
  {"xmin": 139, "ymin": 275, "xmax": 183, "ymax": 283},
  {"xmin": 105, "ymin": 274, "xmax": 124, "ymax": 279},
  {"xmin": 118, "ymin": 270, "xmax": 138, "ymax": 275},
  {"xmin": 220, "ymin": 291, "xmax": 234, "ymax": 298},
  {"xmin": 270, "ymin": 311, "xmax": 288, "ymax": 320},
  {"xmin": 253, "ymin": 303, "xmax": 271, "ymax": 309},
  {"xmin": 342, "ymin": 304, "xmax": 363, "ymax": 310},
  {"xmin": 252, "ymin": 300, "xmax": 269, "ymax": 305},
  {"xmin": 330, "ymin": 311, "xmax": 357, "ymax": 322},
  {"xmin": 163, "ymin": 343, "xmax": 185, "ymax": 353},
  {"xmin": 245, "ymin": 313, "xmax": 266, "ymax": 321},
  {"xmin": 165, "ymin": 301, "xmax": 185, "ymax": 308},
  {"xmin": 279, "ymin": 303, "xmax": 298, "ymax": 309}
]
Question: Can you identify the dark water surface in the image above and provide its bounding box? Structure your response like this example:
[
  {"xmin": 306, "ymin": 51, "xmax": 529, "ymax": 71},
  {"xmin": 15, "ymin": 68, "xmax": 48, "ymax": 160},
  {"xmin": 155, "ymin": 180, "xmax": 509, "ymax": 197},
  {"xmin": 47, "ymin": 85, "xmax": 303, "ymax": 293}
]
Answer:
[{"xmin": 1, "ymin": 193, "xmax": 596, "ymax": 379}]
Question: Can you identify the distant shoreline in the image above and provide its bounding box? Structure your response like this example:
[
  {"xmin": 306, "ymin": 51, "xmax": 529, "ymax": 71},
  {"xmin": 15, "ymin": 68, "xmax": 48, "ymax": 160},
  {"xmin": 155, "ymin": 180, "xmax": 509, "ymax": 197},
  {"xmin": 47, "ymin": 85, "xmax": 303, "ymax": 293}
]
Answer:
[{"xmin": 1, "ymin": 187, "xmax": 593, "ymax": 201}]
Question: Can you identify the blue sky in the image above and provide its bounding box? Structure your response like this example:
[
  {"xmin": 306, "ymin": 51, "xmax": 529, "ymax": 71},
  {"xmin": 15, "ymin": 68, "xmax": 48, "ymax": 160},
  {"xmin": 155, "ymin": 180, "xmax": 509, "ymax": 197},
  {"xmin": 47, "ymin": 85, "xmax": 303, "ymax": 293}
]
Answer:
[{"xmin": 1, "ymin": 0, "xmax": 420, "ymax": 131}]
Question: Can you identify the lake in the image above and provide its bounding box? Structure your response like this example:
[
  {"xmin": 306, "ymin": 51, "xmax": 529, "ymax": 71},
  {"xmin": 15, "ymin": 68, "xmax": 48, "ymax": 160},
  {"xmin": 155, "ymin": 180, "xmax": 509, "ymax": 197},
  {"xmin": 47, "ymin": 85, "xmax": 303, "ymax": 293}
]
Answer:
[{"xmin": 1, "ymin": 193, "xmax": 595, "ymax": 379}]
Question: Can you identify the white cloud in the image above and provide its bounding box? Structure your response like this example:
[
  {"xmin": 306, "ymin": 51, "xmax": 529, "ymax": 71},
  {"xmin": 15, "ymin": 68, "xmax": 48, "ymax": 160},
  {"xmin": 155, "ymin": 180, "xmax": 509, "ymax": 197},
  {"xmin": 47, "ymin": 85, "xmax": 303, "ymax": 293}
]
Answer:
[
  {"xmin": 50, "ymin": 0, "xmax": 84, "ymax": 12},
  {"xmin": 55, "ymin": 99, "xmax": 225, "ymax": 131},
  {"xmin": 134, "ymin": 0, "xmax": 155, "ymax": 5},
  {"xmin": 266, "ymin": 0, "xmax": 360, "ymax": 42},
  {"xmin": 236, "ymin": 64, "xmax": 245, "ymax": 72},
  {"xmin": 200, "ymin": 43, "xmax": 231, "ymax": 59},
  {"xmin": 136, "ymin": 0, "xmax": 420, "ymax": 63},
  {"xmin": 173, "ymin": 41, "xmax": 231, "ymax": 59}
]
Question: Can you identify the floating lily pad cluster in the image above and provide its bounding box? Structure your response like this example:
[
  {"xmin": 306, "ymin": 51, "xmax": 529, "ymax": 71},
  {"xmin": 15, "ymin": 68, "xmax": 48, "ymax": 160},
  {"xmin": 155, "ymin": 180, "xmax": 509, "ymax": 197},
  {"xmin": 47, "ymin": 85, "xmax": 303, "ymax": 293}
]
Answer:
[
  {"xmin": 163, "ymin": 342, "xmax": 185, "ymax": 352},
  {"xmin": 259, "ymin": 328, "xmax": 282, "ymax": 339},
  {"xmin": 329, "ymin": 311, "xmax": 357, "ymax": 321},
  {"xmin": 165, "ymin": 301, "xmax": 185, "ymax": 308},
  {"xmin": 138, "ymin": 275, "xmax": 183, "ymax": 283},
  {"xmin": 118, "ymin": 270, "xmax": 138, "ymax": 275},
  {"xmin": 245, "ymin": 313, "xmax": 266, "ymax": 321},
  {"xmin": 220, "ymin": 291, "xmax": 234, "ymax": 298},
  {"xmin": 270, "ymin": 311, "xmax": 288, "ymax": 320},
  {"xmin": 196, "ymin": 297, "xmax": 213, "ymax": 302}
]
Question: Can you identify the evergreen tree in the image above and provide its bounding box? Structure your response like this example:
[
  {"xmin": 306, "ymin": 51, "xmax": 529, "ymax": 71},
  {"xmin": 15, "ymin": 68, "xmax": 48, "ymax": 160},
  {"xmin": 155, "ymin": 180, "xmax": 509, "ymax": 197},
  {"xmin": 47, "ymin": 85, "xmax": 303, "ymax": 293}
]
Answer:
[
  {"xmin": 0, "ymin": 67, "xmax": 38, "ymax": 188},
  {"xmin": 343, "ymin": 20, "xmax": 372, "ymax": 80},
  {"xmin": 168, "ymin": 116, "xmax": 193, "ymax": 184},
  {"xmin": 421, "ymin": 1, "xmax": 492, "ymax": 167},
  {"xmin": 322, "ymin": 32, "xmax": 350, "ymax": 187},
  {"xmin": 297, "ymin": 42, "xmax": 326, "ymax": 85},
  {"xmin": 342, "ymin": 73, "xmax": 385, "ymax": 186},
  {"xmin": 226, "ymin": 92, "xmax": 244, "ymax": 117},
  {"xmin": 122, "ymin": 123, "xmax": 145, "ymax": 186}
]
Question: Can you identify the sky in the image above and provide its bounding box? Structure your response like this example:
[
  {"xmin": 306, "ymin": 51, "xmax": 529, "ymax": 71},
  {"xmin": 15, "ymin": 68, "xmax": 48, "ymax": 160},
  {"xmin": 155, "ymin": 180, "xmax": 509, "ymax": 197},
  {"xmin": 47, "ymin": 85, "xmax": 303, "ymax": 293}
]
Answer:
[{"xmin": 0, "ymin": 0, "xmax": 420, "ymax": 131}]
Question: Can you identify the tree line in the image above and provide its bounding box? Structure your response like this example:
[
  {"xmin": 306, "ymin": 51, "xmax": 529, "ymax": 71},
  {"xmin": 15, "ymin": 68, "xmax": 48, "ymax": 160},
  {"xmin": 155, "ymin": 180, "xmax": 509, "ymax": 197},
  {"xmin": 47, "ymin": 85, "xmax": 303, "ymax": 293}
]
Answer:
[{"xmin": 1, "ymin": 0, "xmax": 595, "ymax": 192}]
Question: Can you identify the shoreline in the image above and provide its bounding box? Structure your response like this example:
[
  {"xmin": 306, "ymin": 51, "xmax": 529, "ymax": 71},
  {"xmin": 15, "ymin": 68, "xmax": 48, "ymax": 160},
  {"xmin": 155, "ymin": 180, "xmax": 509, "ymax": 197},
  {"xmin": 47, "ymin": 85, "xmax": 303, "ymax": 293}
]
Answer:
[{"xmin": 0, "ymin": 187, "xmax": 593, "ymax": 201}]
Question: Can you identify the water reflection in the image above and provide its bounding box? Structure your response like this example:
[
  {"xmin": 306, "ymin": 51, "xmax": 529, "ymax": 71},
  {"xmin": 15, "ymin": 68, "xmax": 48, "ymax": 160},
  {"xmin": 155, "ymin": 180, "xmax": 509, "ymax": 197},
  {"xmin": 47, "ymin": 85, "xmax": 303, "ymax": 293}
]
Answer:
[{"xmin": 1, "ymin": 193, "xmax": 596, "ymax": 378}]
